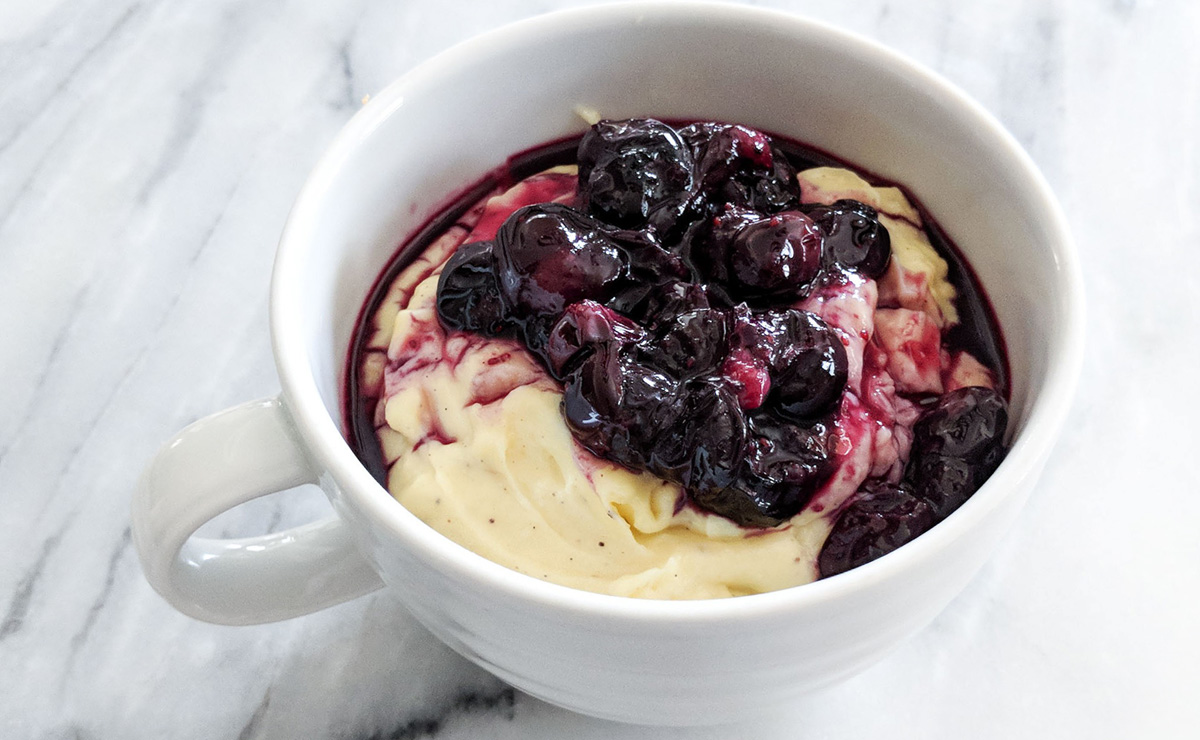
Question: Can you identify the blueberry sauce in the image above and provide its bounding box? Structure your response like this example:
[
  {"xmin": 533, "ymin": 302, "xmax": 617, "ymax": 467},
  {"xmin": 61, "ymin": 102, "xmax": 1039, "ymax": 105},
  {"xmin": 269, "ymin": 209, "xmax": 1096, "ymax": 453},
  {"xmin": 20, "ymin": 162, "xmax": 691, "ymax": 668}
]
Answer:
[{"xmin": 344, "ymin": 119, "xmax": 1010, "ymax": 575}]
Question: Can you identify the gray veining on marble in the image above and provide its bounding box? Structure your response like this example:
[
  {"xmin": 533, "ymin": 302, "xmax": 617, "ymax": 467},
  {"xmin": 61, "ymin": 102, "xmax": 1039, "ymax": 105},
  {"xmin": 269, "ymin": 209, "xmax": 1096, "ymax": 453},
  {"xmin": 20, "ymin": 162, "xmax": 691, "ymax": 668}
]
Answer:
[{"xmin": 1, "ymin": 0, "xmax": 1197, "ymax": 737}]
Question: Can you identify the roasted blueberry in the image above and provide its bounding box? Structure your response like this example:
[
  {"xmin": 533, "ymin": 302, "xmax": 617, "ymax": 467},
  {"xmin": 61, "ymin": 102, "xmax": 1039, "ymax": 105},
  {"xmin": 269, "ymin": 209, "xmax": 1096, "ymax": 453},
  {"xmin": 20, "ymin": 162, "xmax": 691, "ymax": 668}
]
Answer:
[
  {"xmin": 636, "ymin": 307, "xmax": 728, "ymax": 379},
  {"xmin": 683, "ymin": 122, "xmax": 773, "ymax": 184},
  {"xmin": 545, "ymin": 300, "xmax": 645, "ymax": 378},
  {"xmin": 765, "ymin": 310, "xmax": 849, "ymax": 421},
  {"xmin": 639, "ymin": 379, "xmax": 743, "ymax": 485},
  {"xmin": 606, "ymin": 227, "xmax": 688, "ymax": 281},
  {"xmin": 494, "ymin": 204, "xmax": 628, "ymax": 318},
  {"xmin": 678, "ymin": 381, "xmax": 750, "ymax": 500},
  {"xmin": 723, "ymin": 307, "xmax": 847, "ymax": 420},
  {"xmin": 680, "ymin": 122, "xmax": 801, "ymax": 212},
  {"xmin": 906, "ymin": 386, "xmax": 1008, "ymax": 521},
  {"xmin": 562, "ymin": 344, "xmax": 680, "ymax": 470},
  {"xmin": 817, "ymin": 482, "xmax": 935, "ymax": 578},
  {"xmin": 908, "ymin": 453, "xmax": 976, "ymax": 522},
  {"xmin": 803, "ymin": 199, "xmax": 891, "ymax": 279},
  {"xmin": 608, "ymin": 279, "xmax": 712, "ymax": 327},
  {"xmin": 753, "ymin": 149, "xmax": 801, "ymax": 213},
  {"xmin": 518, "ymin": 313, "xmax": 559, "ymax": 361},
  {"xmin": 911, "ymin": 387, "xmax": 1008, "ymax": 463},
  {"xmin": 435, "ymin": 241, "xmax": 509, "ymax": 335},
  {"xmin": 724, "ymin": 412, "xmax": 837, "ymax": 526},
  {"xmin": 682, "ymin": 204, "xmax": 761, "ymax": 288},
  {"xmin": 577, "ymin": 119, "xmax": 695, "ymax": 230},
  {"xmin": 603, "ymin": 227, "xmax": 691, "ymax": 319},
  {"xmin": 728, "ymin": 211, "xmax": 824, "ymax": 302},
  {"xmin": 724, "ymin": 303, "xmax": 780, "ymax": 364}
]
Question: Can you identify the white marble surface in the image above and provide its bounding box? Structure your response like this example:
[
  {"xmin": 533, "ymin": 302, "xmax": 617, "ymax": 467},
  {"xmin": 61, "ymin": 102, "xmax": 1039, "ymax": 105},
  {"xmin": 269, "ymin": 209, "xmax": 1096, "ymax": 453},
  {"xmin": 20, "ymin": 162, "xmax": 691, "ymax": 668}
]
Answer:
[{"xmin": 0, "ymin": 0, "xmax": 1196, "ymax": 736}]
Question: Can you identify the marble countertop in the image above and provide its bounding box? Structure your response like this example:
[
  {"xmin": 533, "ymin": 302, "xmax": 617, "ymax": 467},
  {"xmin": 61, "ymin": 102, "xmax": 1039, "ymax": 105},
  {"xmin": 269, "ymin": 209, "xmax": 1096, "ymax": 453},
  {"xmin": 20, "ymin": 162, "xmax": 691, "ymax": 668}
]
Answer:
[{"xmin": 1, "ymin": 0, "xmax": 1196, "ymax": 737}]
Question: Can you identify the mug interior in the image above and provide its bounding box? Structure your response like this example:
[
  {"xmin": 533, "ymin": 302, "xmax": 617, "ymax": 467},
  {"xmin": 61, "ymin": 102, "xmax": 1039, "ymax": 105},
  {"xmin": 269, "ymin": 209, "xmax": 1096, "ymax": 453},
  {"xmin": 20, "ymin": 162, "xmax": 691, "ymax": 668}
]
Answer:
[{"xmin": 271, "ymin": 3, "xmax": 1080, "ymax": 608}]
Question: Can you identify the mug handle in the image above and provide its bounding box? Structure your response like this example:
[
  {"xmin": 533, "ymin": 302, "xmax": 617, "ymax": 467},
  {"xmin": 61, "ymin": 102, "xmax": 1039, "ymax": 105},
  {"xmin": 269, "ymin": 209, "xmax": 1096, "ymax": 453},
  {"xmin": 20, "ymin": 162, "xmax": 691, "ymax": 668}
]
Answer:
[{"xmin": 132, "ymin": 396, "xmax": 384, "ymax": 625}]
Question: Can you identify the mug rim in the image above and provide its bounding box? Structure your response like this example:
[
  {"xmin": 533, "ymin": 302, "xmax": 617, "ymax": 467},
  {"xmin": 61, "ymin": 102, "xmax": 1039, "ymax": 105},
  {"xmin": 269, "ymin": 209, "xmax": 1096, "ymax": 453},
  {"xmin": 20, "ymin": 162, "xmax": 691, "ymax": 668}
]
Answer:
[{"xmin": 270, "ymin": 1, "xmax": 1085, "ymax": 623}]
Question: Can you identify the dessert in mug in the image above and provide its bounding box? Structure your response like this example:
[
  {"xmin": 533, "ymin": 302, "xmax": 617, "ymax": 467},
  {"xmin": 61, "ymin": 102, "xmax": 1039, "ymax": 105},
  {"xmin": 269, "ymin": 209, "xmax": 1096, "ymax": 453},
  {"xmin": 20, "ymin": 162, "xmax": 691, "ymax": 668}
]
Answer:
[{"xmin": 346, "ymin": 119, "xmax": 1008, "ymax": 598}]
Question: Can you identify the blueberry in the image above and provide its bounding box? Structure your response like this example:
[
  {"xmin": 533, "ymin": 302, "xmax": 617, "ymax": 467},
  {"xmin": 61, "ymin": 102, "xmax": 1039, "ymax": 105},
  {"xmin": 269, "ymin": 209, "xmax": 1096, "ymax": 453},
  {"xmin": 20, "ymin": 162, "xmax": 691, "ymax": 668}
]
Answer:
[
  {"xmin": 435, "ymin": 241, "xmax": 509, "ymax": 335},
  {"xmin": 607, "ymin": 279, "xmax": 712, "ymax": 327},
  {"xmin": 803, "ymin": 199, "xmax": 891, "ymax": 279},
  {"xmin": 683, "ymin": 122, "xmax": 773, "ymax": 185},
  {"xmin": 678, "ymin": 121, "xmax": 727, "ymax": 158},
  {"xmin": 906, "ymin": 386, "xmax": 1009, "ymax": 521},
  {"xmin": 636, "ymin": 307, "xmax": 728, "ymax": 379},
  {"xmin": 724, "ymin": 303, "xmax": 781, "ymax": 364},
  {"xmin": 678, "ymin": 380, "xmax": 749, "ymax": 495},
  {"xmin": 680, "ymin": 122, "xmax": 801, "ymax": 213},
  {"xmin": 577, "ymin": 119, "xmax": 694, "ymax": 229},
  {"xmin": 764, "ymin": 310, "xmax": 849, "ymax": 421},
  {"xmin": 682, "ymin": 204, "xmax": 762, "ymax": 289},
  {"xmin": 602, "ymin": 227, "xmax": 691, "ymax": 319},
  {"xmin": 562, "ymin": 344, "xmax": 680, "ymax": 470},
  {"xmin": 728, "ymin": 211, "xmax": 824, "ymax": 302},
  {"xmin": 606, "ymin": 227, "xmax": 688, "ymax": 282},
  {"xmin": 727, "ymin": 411, "xmax": 837, "ymax": 526},
  {"xmin": 817, "ymin": 482, "xmax": 935, "ymax": 578},
  {"xmin": 494, "ymin": 203, "xmax": 628, "ymax": 318},
  {"xmin": 753, "ymin": 150, "xmax": 801, "ymax": 213},
  {"xmin": 723, "ymin": 307, "xmax": 847, "ymax": 421},
  {"xmin": 518, "ymin": 313, "xmax": 559, "ymax": 361},
  {"xmin": 911, "ymin": 386, "xmax": 1008, "ymax": 463},
  {"xmin": 908, "ymin": 453, "xmax": 976, "ymax": 522},
  {"xmin": 545, "ymin": 300, "xmax": 645, "ymax": 378}
]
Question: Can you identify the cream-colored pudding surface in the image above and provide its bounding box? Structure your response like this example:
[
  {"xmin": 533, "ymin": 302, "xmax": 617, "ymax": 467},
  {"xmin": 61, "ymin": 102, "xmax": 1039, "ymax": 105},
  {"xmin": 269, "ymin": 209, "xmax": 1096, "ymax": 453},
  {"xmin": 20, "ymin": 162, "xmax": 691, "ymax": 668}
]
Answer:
[{"xmin": 355, "ymin": 166, "xmax": 983, "ymax": 598}]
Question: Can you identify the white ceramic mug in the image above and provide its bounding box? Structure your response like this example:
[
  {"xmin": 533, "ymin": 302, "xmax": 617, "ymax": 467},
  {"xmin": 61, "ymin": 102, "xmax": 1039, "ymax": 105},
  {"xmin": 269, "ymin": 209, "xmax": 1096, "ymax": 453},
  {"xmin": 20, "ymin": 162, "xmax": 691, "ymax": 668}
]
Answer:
[{"xmin": 133, "ymin": 3, "xmax": 1084, "ymax": 725}]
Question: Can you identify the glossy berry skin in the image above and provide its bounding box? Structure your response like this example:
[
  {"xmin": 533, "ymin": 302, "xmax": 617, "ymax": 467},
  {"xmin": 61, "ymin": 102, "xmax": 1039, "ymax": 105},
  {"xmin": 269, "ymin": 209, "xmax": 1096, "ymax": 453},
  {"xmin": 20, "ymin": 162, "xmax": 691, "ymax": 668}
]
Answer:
[
  {"xmin": 609, "ymin": 279, "xmax": 712, "ymax": 328},
  {"xmin": 687, "ymin": 123, "xmax": 772, "ymax": 182},
  {"xmin": 680, "ymin": 122, "xmax": 801, "ymax": 213},
  {"xmin": 601, "ymin": 228, "xmax": 694, "ymax": 322},
  {"xmin": 435, "ymin": 241, "xmax": 509, "ymax": 335},
  {"xmin": 562, "ymin": 342, "xmax": 680, "ymax": 471},
  {"xmin": 803, "ymin": 199, "xmax": 891, "ymax": 279},
  {"xmin": 636, "ymin": 307, "xmax": 728, "ymax": 379},
  {"xmin": 907, "ymin": 386, "xmax": 1008, "ymax": 521},
  {"xmin": 577, "ymin": 119, "xmax": 694, "ymax": 230},
  {"xmin": 545, "ymin": 300, "xmax": 644, "ymax": 378},
  {"xmin": 674, "ymin": 381, "xmax": 751, "ymax": 509},
  {"xmin": 911, "ymin": 386, "xmax": 1008, "ymax": 463},
  {"xmin": 751, "ymin": 151, "xmax": 801, "ymax": 214},
  {"xmin": 908, "ymin": 453, "xmax": 976, "ymax": 522},
  {"xmin": 684, "ymin": 204, "xmax": 762, "ymax": 293},
  {"xmin": 734, "ymin": 412, "xmax": 836, "ymax": 526},
  {"xmin": 726, "ymin": 308, "xmax": 848, "ymax": 422},
  {"xmin": 728, "ymin": 211, "xmax": 824, "ymax": 302},
  {"xmin": 817, "ymin": 482, "xmax": 936, "ymax": 578},
  {"xmin": 765, "ymin": 310, "xmax": 849, "ymax": 421},
  {"xmin": 494, "ymin": 203, "xmax": 627, "ymax": 318},
  {"xmin": 607, "ymin": 226, "xmax": 688, "ymax": 284}
]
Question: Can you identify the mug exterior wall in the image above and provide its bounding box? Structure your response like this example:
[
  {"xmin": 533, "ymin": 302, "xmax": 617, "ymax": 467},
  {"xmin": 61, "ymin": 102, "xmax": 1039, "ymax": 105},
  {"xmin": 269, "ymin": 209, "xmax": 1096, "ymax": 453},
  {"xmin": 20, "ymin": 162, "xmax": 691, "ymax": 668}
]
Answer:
[
  {"xmin": 327, "ymin": 461, "xmax": 1043, "ymax": 725},
  {"xmin": 270, "ymin": 4, "xmax": 1081, "ymax": 725}
]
